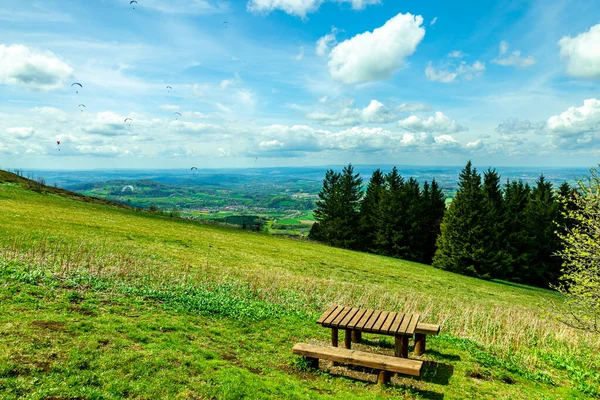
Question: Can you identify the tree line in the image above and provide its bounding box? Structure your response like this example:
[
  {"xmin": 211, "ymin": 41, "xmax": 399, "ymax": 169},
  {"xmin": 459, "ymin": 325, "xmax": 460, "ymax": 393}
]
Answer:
[
  {"xmin": 309, "ymin": 164, "xmax": 445, "ymax": 265},
  {"xmin": 310, "ymin": 162, "xmax": 576, "ymax": 288}
]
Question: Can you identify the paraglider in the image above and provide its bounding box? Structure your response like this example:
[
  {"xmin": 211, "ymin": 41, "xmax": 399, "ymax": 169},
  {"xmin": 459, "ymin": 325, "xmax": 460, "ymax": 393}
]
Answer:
[
  {"xmin": 56, "ymin": 141, "xmax": 61, "ymax": 151},
  {"xmin": 223, "ymin": 21, "xmax": 228, "ymax": 28},
  {"xmin": 174, "ymin": 112, "xmax": 182, "ymax": 120},
  {"xmin": 166, "ymin": 86, "xmax": 172, "ymax": 92},
  {"xmin": 71, "ymin": 82, "xmax": 82, "ymax": 93},
  {"xmin": 124, "ymin": 117, "xmax": 132, "ymax": 127},
  {"xmin": 122, "ymin": 185, "xmax": 134, "ymax": 192},
  {"xmin": 130, "ymin": 0, "xmax": 137, "ymax": 9},
  {"xmin": 78, "ymin": 104, "xmax": 85, "ymax": 111}
]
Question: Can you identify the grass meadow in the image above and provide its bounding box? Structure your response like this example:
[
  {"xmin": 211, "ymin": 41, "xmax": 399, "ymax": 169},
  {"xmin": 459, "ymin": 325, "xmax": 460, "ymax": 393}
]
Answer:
[{"xmin": 1, "ymin": 177, "xmax": 599, "ymax": 399}]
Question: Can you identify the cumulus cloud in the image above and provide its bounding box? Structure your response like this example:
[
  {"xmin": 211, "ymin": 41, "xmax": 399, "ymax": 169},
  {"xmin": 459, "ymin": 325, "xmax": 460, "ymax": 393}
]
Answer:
[
  {"xmin": 84, "ymin": 112, "xmax": 131, "ymax": 137},
  {"xmin": 295, "ymin": 46, "xmax": 304, "ymax": 61},
  {"xmin": 430, "ymin": 17, "xmax": 437, "ymax": 26},
  {"xmin": 306, "ymin": 99, "xmax": 397, "ymax": 126},
  {"xmin": 397, "ymin": 112, "xmax": 467, "ymax": 133},
  {"xmin": 547, "ymin": 98, "xmax": 600, "ymax": 137},
  {"xmin": 425, "ymin": 60, "xmax": 485, "ymax": 83},
  {"xmin": 448, "ymin": 50, "xmax": 465, "ymax": 59},
  {"xmin": 495, "ymin": 118, "xmax": 545, "ymax": 135},
  {"xmin": 327, "ymin": 13, "xmax": 425, "ymax": 84},
  {"xmin": 6, "ymin": 127, "xmax": 35, "ymax": 139},
  {"xmin": 0, "ymin": 44, "xmax": 73, "ymax": 90},
  {"xmin": 397, "ymin": 103, "xmax": 431, "ymax": 113},
  {"xmin": 247, "ymin": 0, "xmax": 379, "ymax": 18},
  {"xmin": 558, "ymin": 23, "xmax": 600, "ymax": 79},
  {"xmin": 492, "ymin": 41, "xmax": 535, "ymax": 68}
]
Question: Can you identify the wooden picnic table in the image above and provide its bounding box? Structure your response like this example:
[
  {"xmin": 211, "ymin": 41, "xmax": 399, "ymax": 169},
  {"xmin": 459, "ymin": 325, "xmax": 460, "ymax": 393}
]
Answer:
[{"xmin": 316, "ymin": 305, "xmax": 420, "ymax": 358}]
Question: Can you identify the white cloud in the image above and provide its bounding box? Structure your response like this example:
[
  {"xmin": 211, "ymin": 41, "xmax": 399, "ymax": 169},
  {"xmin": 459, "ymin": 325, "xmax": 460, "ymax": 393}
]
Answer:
[
  {"xmin": 430, "ymin": 17, "xmax": 437, "ymax": 26},
  {"xmin": 397, "ymin": 112, "xmax": 467, "ymax": 133},
  {"xmin": 318, "ymin": 96, "xmax": 328, "ymax": 104},
  {"xmin": 448, "ymin": 50, "xmax": 465, "ymax": 58},
  {"xmin": 558, "ymin": 23, "xmax": 600, "ymax": 79},
  {"xmin": 216, "ymin": 103, "xmax": 232, "ymax": 113},
  {"xmin": 6, "ymin": 127, "xmax": 35, "ymax": 139},
  {"xmin": 397, "ymin": 103, "xmax": 431, "ymax": 113},
  {"xmin": 316, "ymin": 27, "xmax": 338, "ymax": 56},
  {"xmin": 425, "ymin": 60, "xmax": 485, "ymax": 83},
  {"xmin": 220, "ymin": 73, "xmax": 241, "ymax": 89},
  {"xmin": 495, "ymin": 118, "xmax": 545, "ymax": 135},
  {"xmin": 327, "ymin": 13, "xmax": 425, "ymax": 84},
  {"xmin": 466, "ymin": 139, "xmax": 484, "ymax": 150},
  {"xmin": 160, "ymin": 104, "xmax": 180, "ymax": 111},
  {"xmin": 0, "ymin": 44, "xmax": 73, "ymax": 91},
  {"xmin": 136, "ymin": 0, "xmax": 228, "ymax": 15},
  {"xmin": 295, "ymin": 46, "xmax": 304, "ymax": 61},
  {"xmin": 84, "ymin": 112, "xmax": 132, "ymax": 137},
  {"xmin": 236, "ymin": 89, "xmax": 256, "ymax": 107},
  {"xmin": 492, "ymin": 41, "xmax": 535, "ymax": 68},
  {"xmin": 547, "ymin": 98, "xmax": 600, "ymax": 137},
  {"xmin": 306, "ymin": 99, "xmax": 397, "ymax": 126},
  {"xmin": 247, "ymin": 0, "xmax": 379, "ymax": 18}
]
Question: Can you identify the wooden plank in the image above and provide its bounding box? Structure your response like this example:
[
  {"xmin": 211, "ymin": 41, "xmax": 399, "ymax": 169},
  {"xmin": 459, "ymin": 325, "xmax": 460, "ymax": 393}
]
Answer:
[
  {"xmin": 370, "ymin": 311, "xmax": 389, "ymax": 333},
  {"xmin": 347, "ymin": 308, "xmax": 367, "ymax": 329},
  {"xmin": 337, "ymin": 307, "xmax": 360, "ymax": 329},
  {"xmin": 406, "ymin": 314, "xmax": 420, "ymax": 336},
  {"xmin": 388, "ymin": 313, "xmax": 405, "ymax": 335},
  {"xmin": 354, "ymin": 309, "xmax": 374, "ymax": 330},
  {"xmin": 330, "ymin": 307, "xmax": 352, "ymax": 327},
  {"xmin": 322, "ymin": 306, "xmax": 344, "ymax": 326},
  {"xmin": 292, "ymin": 343, "xmax": 422, "ymax": 376},
  {"xmin": 316, "ymin": 305, "xmax": 338, "ymax": 325},
  {"xmin": 363, "ymin": 310, "xmax": 382, "ymax": 331},
  {"xmin": 380, "ymin": 312, "xmax": 397, "ymax": 333},
  {"xmin": 415, "ymin": 323, "xmax": 440, "ymax": 335},
  {"xmin": 396, "ymin": 313, "xmax": 412, "ymax": 335}
]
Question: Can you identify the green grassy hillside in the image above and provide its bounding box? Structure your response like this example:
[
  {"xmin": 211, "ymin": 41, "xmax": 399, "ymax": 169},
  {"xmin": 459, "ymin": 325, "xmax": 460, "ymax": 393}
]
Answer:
[{"xmin": 1, "ymin": 172, "xmax": 599, "ymax": 399}]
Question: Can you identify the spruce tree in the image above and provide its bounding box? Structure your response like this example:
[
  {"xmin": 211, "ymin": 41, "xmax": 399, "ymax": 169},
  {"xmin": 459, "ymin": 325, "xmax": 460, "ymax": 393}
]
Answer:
[
  {"xmin": 481, "ymin": 168, "xmax": 506, "ymax": 278},
  {"xmin": 502, "ymin": 179, "xmax": 531, "ymax": 280},
  {"xmin": 433, "ymin": 161, "xmax": 488, "ymax": 277},
  {"xmin": 375, "ymin": 167, "xmax": 406, "ymax": 257},
  {"xmin": 420, "ymin": 179, "xmax": 446, "ymax": 264},
  {"xmin": 337, "ymin": 164, "xmax": 363, "ymax": 249},
  {"xmin": 521, "ymin": 175, "xmax": 561, "ymax": 286},
  {"xmin": 359, "ymin": 169, "xmax": 385, "ymax": 252},
  {"xmin": 310, "ymin": 169, "xmax": 342, "ymax": 243}
]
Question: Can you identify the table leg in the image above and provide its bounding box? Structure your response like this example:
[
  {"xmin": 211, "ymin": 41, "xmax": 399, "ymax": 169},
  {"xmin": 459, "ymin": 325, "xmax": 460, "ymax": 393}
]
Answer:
[
  {"xmin": 344, "ymin": 329, "xmax": 352, "ymax": 349},
  {"xmin": 395, "ymin": 335, "xmax": 409, "ymax": 358},
  {"xmin": 414, "ymin": 333, "xmax": 426, "ymax": 356},
  {"xmin": 331, "ymin": 328, "xmax": 338, "ymax": 347},
  {"xmin": 351, "ymin": 330, "xmax": 362, "ymax": 343}
]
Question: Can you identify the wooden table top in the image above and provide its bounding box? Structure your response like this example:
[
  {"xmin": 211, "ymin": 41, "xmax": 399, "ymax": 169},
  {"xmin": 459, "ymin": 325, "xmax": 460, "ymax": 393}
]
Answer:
[{"xmin": 317, "ymin": 305, "xmax": 420, "ymax": 337}]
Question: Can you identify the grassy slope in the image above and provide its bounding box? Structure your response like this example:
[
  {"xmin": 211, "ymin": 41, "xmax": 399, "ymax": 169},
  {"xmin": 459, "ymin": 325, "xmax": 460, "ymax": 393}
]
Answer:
[{"xmin": 1, "ymin": 174, "xmax": 599, "ymax": 399}]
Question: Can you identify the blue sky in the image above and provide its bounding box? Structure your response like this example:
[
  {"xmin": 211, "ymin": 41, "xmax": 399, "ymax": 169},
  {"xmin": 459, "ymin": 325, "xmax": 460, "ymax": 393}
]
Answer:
[{"xmin": 1, "ymin": 0, "xmax": 600, "ymax": 169}]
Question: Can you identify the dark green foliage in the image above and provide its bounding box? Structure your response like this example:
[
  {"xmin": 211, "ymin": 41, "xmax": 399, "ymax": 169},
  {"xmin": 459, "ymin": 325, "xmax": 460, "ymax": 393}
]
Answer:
[
  {"xmin": 433, "ymin": 161, "xmax": 491, "ymax": 277},
  {"xmin": 313, "ymin": 165, "xmax": 446, "ymax": 264},
  {"xmin": 520, "ymin": 175, "xmax": 562, "ymax": 286},
  {"xmin": 434, "ymin": 162, "xmax": 565, "ymax": 287},
  {"xmin": 310, "ymin": 164, "xmax": 363, "ymax": 248}
]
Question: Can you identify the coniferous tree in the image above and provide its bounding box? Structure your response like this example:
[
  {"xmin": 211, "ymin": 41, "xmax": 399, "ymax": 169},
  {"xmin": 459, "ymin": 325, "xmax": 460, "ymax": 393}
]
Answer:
[
  {"xmin": 403, "ymin": 177, "xmax": 424, "ymax": 262},
  {"xmin": 375, "ymin": 167, "xmax": 406, "ymax": 257},
  {"xmin": 502, "ymin": 179, "xmax": 531, "ymax": 280},
  {"xmin": 310, "ymin": 169, "xmax": 342, "ymax": 243},
  {"xmin": 337, "ymin": 164, "xmax": 363, "ymax": 249},
  {"xmin": 420, "ymin": 179, "xmax": 446, "ymax": 264},
  {"xmin": 521, "ymin": 175, "xmax": 561, "ymax": 286},
  {"xmin": 433, "ymin": 161, "xmax": 489, "ymax": 277},
  {"xmin": 359, "ymin": 169, "xmax": 385, "ymax": 252},
  {"xmin": 481, "ymin": 168, "xmax": 506, "ymax": 278}
]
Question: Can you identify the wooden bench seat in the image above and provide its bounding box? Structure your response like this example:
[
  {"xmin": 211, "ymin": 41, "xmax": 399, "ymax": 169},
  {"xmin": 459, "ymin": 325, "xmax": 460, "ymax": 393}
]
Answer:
[
  {"xmin": 292, "ymin": 343, "xmax": 423, "ymax": 386},
  {"xmin": 414, "ymin": 322, "xmax": 440, "ymax": 356}
]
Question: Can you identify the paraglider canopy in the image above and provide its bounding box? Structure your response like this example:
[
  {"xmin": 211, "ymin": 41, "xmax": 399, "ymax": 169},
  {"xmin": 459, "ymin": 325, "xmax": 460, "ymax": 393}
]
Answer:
[
  {"xmin": 190, "ymin": 167, "xmax": 198, "ymax": 170},
  {"xmin": 124, "ymin": 118, "xmax": 133, "ymax": 122},
  {"xmin": 71, "ymin": 82, "xmax": 82, "ymax": 93},
  {"xmin": 56, "ymin": 141, "xmax": 60, "ymax": 145},
  {"xmin": 122, "ymin": 185, "xmax": 134, "ymax": 192},
  {"xmin": 166, "ymin": 86, "xmax": 172, "ymax": 90}
]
